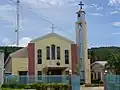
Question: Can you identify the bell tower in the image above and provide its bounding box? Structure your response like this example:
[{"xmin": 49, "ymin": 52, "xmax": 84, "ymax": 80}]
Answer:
[{"xmin": 76, "ymin": 1, "xmax": 91, "ymax": 84}]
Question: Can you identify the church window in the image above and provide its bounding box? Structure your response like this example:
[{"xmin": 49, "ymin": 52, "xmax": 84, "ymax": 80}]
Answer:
[
  {"xmin": 51, "ymin": 44, "xmax": 55, "ymax": 60},
  {"xmin": 57, "ymin": 46, "xmax": 60, "ymax": 60},
  {"xmin": 78, "ymin": 13, "xmax": 80, "ymax": 17},
  {"xmin": 65, "ymin": 50, "xmax": 69, "ymax": 64},
  {"xmin": 37, "ymin": 49, "xmax": 42, "ymax": 64},
  {"xmin": 46, "ymin": 46, "xmax": 50, "ymax": 60}
]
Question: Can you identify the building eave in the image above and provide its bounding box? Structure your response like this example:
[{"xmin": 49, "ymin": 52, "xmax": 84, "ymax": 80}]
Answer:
[
  {"xmin": 91, "ymin": 61, "xmax": 107, "ymax": 67},
  {"xmin": 31, "ymin": 33, "xmax": 75, "ymax": 44}
]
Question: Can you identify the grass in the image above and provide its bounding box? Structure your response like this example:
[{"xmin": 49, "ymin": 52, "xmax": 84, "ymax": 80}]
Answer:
[{"xmin": 1, "ymin": 88, "xmax": 25, "ymax": 90}]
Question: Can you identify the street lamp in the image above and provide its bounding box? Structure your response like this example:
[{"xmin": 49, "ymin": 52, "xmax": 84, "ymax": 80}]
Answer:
[
  {"xmin": 105, "ymin": 70, "xmax": 108, "ymax": 73},
  {"xmin": 69, "ymin": 69, "xmax": 72, "ymax": 90}
]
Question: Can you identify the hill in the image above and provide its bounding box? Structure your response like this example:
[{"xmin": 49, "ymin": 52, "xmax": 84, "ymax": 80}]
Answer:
[{"xmin": 88, "ymin": 46, "xmax": 120, "ymax": 64}]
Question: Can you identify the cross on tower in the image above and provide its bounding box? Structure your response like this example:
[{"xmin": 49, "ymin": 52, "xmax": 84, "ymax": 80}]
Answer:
[
  {"xmin": 78, "ymin": 1, "xmax": 84, "ymax": 10},
  {"xmin": 51, "ymin": 24, "xmax": 55, "ymax": 33}
]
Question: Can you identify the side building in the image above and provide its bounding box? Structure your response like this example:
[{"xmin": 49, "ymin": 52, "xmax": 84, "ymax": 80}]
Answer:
[
  {"xmin": 91, "ymin": 61, "xmax": 107, "ymax": 82},
  {"xmin": 0, "ymin": 51, "xmax": 4, "ymax": 85},
  {"xmin": 4, "ymin": 33, "xmax": 78, "ymax": 77}
]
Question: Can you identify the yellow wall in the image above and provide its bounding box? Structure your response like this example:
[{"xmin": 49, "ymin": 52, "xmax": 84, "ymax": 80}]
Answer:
[
  {"xmin": 12, "ymin": 58, "xmax": 28, "ymax": 75},
  {"xmin": 34, "ymin": 35, "xmax": 72, "ymax": 75}
]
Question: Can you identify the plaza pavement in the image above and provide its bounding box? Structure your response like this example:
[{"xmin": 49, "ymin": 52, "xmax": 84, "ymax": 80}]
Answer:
[{"xmin": 80, "ymin": 86, "xmax": 104, "ymax": 90}]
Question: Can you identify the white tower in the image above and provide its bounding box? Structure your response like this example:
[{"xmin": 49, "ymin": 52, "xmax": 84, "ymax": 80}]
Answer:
[{"xmin": 76, "ymin": 1, "xmax": 91, "ymax": 84}]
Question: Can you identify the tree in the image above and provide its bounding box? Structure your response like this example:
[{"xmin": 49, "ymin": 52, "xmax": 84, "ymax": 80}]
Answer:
[
  {"xmin": 105, "ymin": 52, "xmax": 120, "ymax": 75},
  {"xmin": 90, "ymin": 51, "xmax": 96, "ymax": 64}
]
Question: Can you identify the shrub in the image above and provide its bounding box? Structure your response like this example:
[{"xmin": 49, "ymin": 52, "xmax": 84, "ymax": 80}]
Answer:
[
  {"xmin": 1, "ymin": 84, "xmax": 9, "ymax": 88},
  {"xmin": 2, "ymin": 83, "xmax": 70, "ymax": 90}
]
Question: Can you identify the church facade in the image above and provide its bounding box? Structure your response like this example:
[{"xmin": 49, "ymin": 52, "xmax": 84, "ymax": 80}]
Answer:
[{"xmin": 5, "ymin": 33, "xmax": 78, "ymax": 76}]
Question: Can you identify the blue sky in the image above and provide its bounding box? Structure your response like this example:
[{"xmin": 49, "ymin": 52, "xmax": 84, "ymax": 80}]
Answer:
[{"xmin": 0, "ymin": 0, "xmax": 120, "ymax": 48}]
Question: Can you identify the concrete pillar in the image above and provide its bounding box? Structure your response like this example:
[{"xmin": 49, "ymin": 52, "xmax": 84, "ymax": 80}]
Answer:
[
  {"xmin": 101, "ymin": 72, "xmax": 103, "ymax": 81},
  {"xmin": 0, "ymin": 52, "xmax": 4, "ymax": 85},
  {"xmin": 82, "ymin": 22, "xmax": 91, "ymax": 84},
  {"xmin": 93, "ymin": 72, "xmax": 95, "ymax": 80}
]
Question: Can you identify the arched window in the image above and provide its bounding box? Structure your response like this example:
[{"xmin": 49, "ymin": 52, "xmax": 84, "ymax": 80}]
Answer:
[
  {"xmin": 78, "ymin": 13, "xmax": 80, "ymax": 17},
  {"xmin": 51, "ymin": 44, "xmax": 55, "ymax": 60},
  {"xmin": 65, "ymin": 50, "xmax": 69, "ymax": 64},
  {"xmin": 57, "ymin": 46, "xmax": 60, "ymax": 60},
  {"xmin": 37, "ymin": 49, "xmax": 42, "ymax": 64},
  {"xmin": 46, "ymin": 46, "xmax": 50, "ymax": 60}
]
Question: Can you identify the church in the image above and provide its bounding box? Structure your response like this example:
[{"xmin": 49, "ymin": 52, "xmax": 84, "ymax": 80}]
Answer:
[
  {"xmin": 5, "ymin": 33, "xmax": 78, "ymax": 76},
  {"xmin": 4, "ymin": 2, "xmax": 91, "ymax": 85}
]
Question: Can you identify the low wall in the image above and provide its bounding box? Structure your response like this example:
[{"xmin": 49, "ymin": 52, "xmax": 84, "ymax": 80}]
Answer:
[{"xmin": 106, "ymin": 74, "xmax": 120, "ymax": 90}]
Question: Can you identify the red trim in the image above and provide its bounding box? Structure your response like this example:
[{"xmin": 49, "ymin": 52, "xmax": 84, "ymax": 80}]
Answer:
[
  {"xmin": 28, "ymin": 43, "xmax": 35, "ymax": 76},
  {"xmin": 71, "ymin": 44, "xmax": 77, "ymax": 74}
]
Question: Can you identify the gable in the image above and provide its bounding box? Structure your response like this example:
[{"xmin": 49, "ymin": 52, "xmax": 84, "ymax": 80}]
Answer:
[
  {"xmin": 10, "ymin": 47, "xmax": 28, "ymax": 58},
  {"xmin": 31, "ymin": 33, "xmax": 75, "ymax": 44},
  {"xmin": 91, "ymin": 63, "xmax": 104, "ymax": 72}
]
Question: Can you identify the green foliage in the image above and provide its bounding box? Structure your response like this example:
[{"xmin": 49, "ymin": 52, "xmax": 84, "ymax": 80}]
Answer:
[
  {"xmin": 0, "ymin": 46, "xmax": 23, "ymax": 62},
  {"xmin": 1, "ymin": 83, "xmax": 70, "ymax": 90},
  {"xmin": 88, "ymin": 46, "xmax": 120, "ymax": 63},
  {"xmin": 105, "ymin": 52, "xmax": 120, "ymax": 75},
  {"xmin": 7, "ymin": 75, "xmax": 19, "ymax": 85},
  {"xmin": 89, "ymin": 46, "xmax": 120, "ymax": 74}
]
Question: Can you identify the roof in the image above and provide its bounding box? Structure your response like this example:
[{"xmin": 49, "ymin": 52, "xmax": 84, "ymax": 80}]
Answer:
[
  {"xmin": 31, "ymin": 33, "xmax": 75, "ymax": 44},
  {"xmin": 5, "ymin": 47, "xmax": 28, "ymax": 66},
  {"xmin": 91, "ymin": 61, "xmax": 107, "ymax": 66},
  {"xmin": 9, "ymin": 47, "xmax": 28, "ymax": 58}
]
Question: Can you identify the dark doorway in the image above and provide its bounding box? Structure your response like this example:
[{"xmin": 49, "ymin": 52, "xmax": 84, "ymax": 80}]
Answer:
[
  {"xmin": 47, "ymin": 69, "xmax": 62, "ymax": 83},
  {"xmin": 19, "ymin": 71, "xmax": 27, "ymax": 75},
  {"xmin": 19, "ymin": 71, "xmax": 28, "ymax": 84},
  {"xmin": 48, "ymin": 70, "xmax": 62, "ymax": 75}
]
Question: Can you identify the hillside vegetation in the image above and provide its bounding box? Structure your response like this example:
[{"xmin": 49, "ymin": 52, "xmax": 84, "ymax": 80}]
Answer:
[
  {"xmin": 88, "ymin": 46, "xmax": 120, "ymax": 63},
  {"xmin": 0, "ymin": 46, "xmax": 120, "ymax": 64}
]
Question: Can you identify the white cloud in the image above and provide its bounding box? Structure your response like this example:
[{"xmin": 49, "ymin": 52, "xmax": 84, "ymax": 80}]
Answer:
[
  {"xmin": 90, "ymin": 4, "xmax": 104, "ymax": 11},
  {"xmin": 2, "ymin": 38, "xmax": 12, "ymax": 45},
  {"xmin": 112, "ymin": 32, "xmax": 120, "ymax": 35},
  {"xmin": 88, "ymin": 13, "xmax": 104, "ymax": 16},
  {"xmin": 0, "ymin": 4, "xmax": 16, "ymax": 23},
  {"xmin": 0, "ymin": 3, "xmax": 32, "ymax": 32},
  {"xmin": 19, "ymin": 37, "xmax": 32, "ymax": 47},
  {"xmin": 110, "ymin": 10, "xmax": 120, "ymax": 14},
  {"xmin": 112, "ymin": 22, "xmax": 120, "ymax": 27},
  {"xmin": 2, "ymin": 37, "xmax": 32, "ymax": 47},
  {"xmin": 18, "ymin": 0, "xmax": 70, "ymax": 8},
  {"xmin": 108, "ymin": 0, "xmax": 120, "ymax": 6},
  {"xmin": 0, "ymin": 4, "xmax": 26, "ymax": 27}
]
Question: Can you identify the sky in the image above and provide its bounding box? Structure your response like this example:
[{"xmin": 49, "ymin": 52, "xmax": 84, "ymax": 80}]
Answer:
[{"xmin": 0, "ymin": 0, "xmax": 120, "ymax": 48}]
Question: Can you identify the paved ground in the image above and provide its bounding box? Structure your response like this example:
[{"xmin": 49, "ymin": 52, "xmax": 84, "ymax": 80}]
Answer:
[{"xmin": 80, "ymin": 87, "xmax": 104, "ymax": 90}]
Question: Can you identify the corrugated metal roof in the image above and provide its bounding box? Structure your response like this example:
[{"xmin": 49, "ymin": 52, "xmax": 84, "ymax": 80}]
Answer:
[{"xmin": 91, "ymin": 61, "xmax": 107, "ymax": 66}]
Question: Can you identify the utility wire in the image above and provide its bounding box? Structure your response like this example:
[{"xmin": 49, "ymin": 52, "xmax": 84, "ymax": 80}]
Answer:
[
  {"xmin": 9, "ymin": 0, "xmax": 75, "ymax": 36},
  {"xmin": 19, "ymin": 4, "xmax": 74, "ymax": 36}
]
